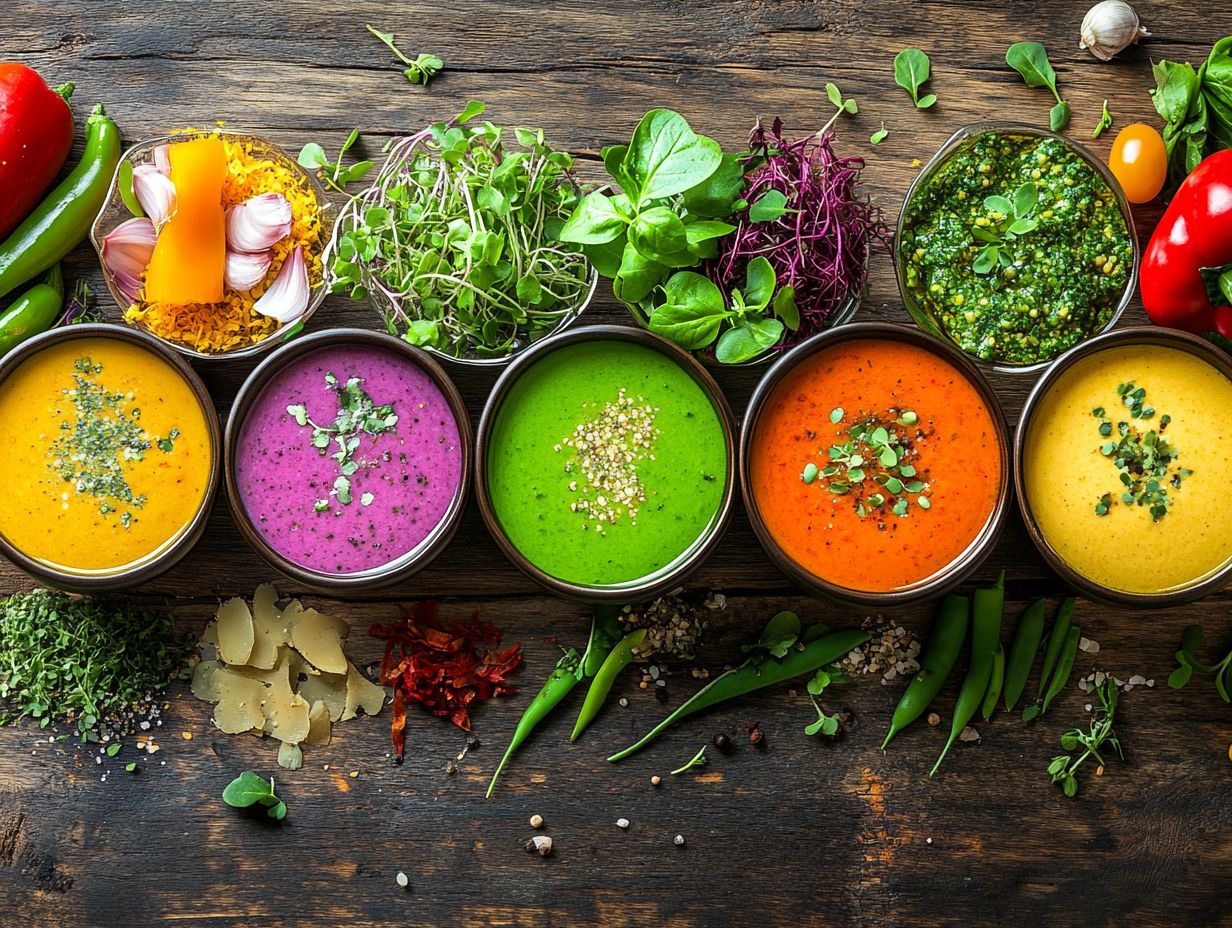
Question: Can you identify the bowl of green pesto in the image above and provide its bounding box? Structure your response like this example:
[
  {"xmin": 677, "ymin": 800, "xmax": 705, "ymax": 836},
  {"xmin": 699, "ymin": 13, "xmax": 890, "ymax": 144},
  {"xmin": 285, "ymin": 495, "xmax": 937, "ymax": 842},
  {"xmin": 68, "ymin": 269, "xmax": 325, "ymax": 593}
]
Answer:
[{"xmin": 896, "ymin": 123, "xmax": 1138, "ymax": 372}]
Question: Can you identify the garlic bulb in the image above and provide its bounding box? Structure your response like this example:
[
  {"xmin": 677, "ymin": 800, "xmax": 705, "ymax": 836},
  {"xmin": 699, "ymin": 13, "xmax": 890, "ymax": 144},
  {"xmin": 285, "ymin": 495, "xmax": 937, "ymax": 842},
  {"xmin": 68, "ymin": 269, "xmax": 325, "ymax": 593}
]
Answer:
[{"xmin": 1080, "ymin": 0, "xmax": 1148, "ymax": 61}]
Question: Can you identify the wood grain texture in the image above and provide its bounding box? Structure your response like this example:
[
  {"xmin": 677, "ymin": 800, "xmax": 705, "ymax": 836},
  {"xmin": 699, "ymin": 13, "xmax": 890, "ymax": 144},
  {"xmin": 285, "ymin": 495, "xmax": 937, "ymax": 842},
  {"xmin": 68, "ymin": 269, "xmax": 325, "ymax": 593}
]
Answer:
[{"xmin": 2, "ymin": 2, "xmax": 1231, "ymax": 926}]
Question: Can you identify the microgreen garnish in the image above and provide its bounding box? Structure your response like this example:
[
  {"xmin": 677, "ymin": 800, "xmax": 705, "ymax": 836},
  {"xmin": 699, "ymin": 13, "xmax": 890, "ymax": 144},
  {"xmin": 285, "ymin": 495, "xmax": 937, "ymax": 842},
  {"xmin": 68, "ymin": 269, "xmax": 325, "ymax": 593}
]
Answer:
[
  {"xmin": 670, "ymin": 744, "xmax": 708, "ymax": 775},
  {"xmin": 971, "ymin": 181, "xmax": 1040, "ymax": 275},
  {"xmin": 297, "ymin": 129, "xmax": 376, "ymax": 194},
  {"xmin": 893, "ymin": 48, "xmax": 937, "ymax": 109},
  {"xmin": 801, "ymin": 409, "xmax": 931, "ymax": 518},
  {"xmin": 287, "ymin": 371, "xmax": 397, "ymax": 512},
  {"xmin": 803, "ymin": 665, "xmax": 850, "ymax": 737},
  {"xmin": 1090, "ymin": 384, "xmax": 1190, "ymax": 521},
  {"xmin": 365, "ymin": 25, "xmax": 444, "ymax": 86},
  {"xmin": 222, "ymin": 771, "xmax": 287, "ymax": 820},
  {"xmin": 1169, "ymin": 624, "xmax": 1232, "ymax": 701},
  {"xmin": 1005, "ymin": 41, "xmax": 1071, "ymax": 131},
  {"xmin": 819, "ymin": 82, "xmax": 859, "ymax": 136},
  {"xmin": 1047, "ymin": 680, "xmax": 1123, "ymax": 797},
  {"xmin": 47, "ymin": 357, "xmax": 181, "ymax": 529},
  {"xmin": 1092, "ymin": 100, "xmax": 1114, "ymax": 139},
  {"xmin": 870, "ymin": 124, "xmax": 889, "ymax": 145}
]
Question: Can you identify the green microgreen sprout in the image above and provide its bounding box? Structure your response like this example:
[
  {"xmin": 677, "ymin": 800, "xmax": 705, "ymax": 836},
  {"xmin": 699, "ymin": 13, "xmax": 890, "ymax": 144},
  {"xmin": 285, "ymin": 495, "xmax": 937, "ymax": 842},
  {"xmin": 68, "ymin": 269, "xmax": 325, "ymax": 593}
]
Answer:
[
  {"xmin": 894, "ymin": 48, "xmax": 937, "ymax": 109},
  {"xmin": 1047, "ymin": 679, "xmax": 1124, "ymax": 797},
  {"xmin": 222, "ymin": 771, "xmax": 287, "ymax": 821},
  {"xmin": 297, "ymin": 129, "xmax": 376, "ymax": 195},
  {"xmin": 740, "ymin": 610, "xmax": 801, "ymax": 662},
  {"xmin": 870, "ymin": 123, "xmax": 889, "ymax": 145},
  {"xmin": 366, "ymin": 25, "xmax": 444, "ymax": 86},
  {"xmin": 670, "ymin": 744, "xmax": 708, "ymax": 776},
  {"xmin": 971, "ymin": 181, "xmax": 1040, "ymax": 275},
  {"xmin": 286, "ymin": 371, "xmax": 397, "ymax": 512},
  {"xmin": 803, "ymin": 665, "xmax": 850, "ymax": 737},
  {"xmin": 1005, "ymin": 41, "xmax": 1071, "ymax": 131},
  {"xmin": 1169, "ymin": 624, "xmax": 1232, "ymax": 701},
  {"xmin": 1090, "ymin": 385, "xmax": 1189, "ymax": 522},
  {"xmin": 1092, "ymin": 100, "xmax": 1114, "ymax": 139},
  {"xmin": 819, "ymin": 81, "xmax": 859, "ymax": 137}
]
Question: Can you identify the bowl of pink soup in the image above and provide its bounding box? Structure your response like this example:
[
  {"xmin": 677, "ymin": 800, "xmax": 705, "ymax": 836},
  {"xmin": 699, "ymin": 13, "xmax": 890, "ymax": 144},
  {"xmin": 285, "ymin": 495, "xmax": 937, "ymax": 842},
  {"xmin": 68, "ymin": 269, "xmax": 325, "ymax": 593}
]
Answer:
[{"xmin": 225, "ymin": 328, "xmax": 470, "ymax": 590}]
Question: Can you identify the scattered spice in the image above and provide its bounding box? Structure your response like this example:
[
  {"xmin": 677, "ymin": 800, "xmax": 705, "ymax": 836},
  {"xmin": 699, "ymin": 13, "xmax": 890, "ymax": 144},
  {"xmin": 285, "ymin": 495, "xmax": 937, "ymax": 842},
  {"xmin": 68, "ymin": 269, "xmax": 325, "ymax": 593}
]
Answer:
[
  {"xmin": 839, "ymin": 618, "xmax": 921, "ymax": 685},
  {"xmin": 927, "ymin": 712, "xmax": 941, "ymax": 727},
  {"xmin": 650, "ymin": 775, "xmax": 662, "ymax": 787},
  {"xmin": 711, "ymin": 732, "xmax": 732, "ymax": 754},
  {"xmin": 747, "ymin": 721, "xmax": 765, "ymax": 746},
  {"xmin": 620, "ymin": 590, "xmax": 719, "ymax": 662},
  {"xmin": 529, "ymin": 814, "xmax": 544, "ymax": 829},
  {"xmin": 369, "ymin": 602, "xmax": 522, "ymax": 760},
  {"xmin": 674, "ymin": 834, "xmax": 686, "ymax": 846},
  {"xmin": 525, "ymin": 835, "xmax": 553, "ymax": 857},
  {"xmin": 395, "ymin": 871, "xmax": 410, "ymax": 889},
  {"xmin": 616, "ymin": 818, "xmax": 630, "ymax": 830}
]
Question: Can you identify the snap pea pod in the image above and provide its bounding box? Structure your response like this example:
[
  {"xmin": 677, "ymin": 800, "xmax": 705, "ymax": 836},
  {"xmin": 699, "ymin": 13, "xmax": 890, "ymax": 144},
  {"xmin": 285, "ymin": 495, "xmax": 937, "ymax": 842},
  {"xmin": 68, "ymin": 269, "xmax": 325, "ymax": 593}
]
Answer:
[
  {"xmin": 981, "ymin": 645, "xmax": 1005, "ymax": 721},
  {"xmin": 579, "ymin": 606, "xmax": 624, "ymax": 677},
  {"xmin": 1003, "ymin": 598, "xmax": 1046, "ymax": 712},
  {"xmin": 1041, "ymin": 626, "xmax": 1082, "ymax": 715},
  {"xmin": 571, "ymin": 627, "xmax": 646, "ymax": 742},
  {"xmin": 931, "ymin": 572, "xmax": 1004, "ymax": 777},
  {"xmin": 0, "ymin": 263, "xmax": 63, "ymax": 356},
  {"xmin": 881, "ymin": 594, "xmax": 969, "ymax": 750},
  {"xmin": 1023, "ymin": 597, "xmax": 1076, "ymax": 721},
  {"xmin": 608, "ymin": 627, "xmax": 869, "ymax": 763}
]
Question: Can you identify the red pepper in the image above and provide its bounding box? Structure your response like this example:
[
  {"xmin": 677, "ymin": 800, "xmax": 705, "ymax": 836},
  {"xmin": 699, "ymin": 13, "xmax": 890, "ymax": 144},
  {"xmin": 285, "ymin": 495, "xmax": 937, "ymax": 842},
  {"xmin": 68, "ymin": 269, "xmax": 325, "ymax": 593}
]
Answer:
[
  {"xmin": 1140, "ymin": 149, "xmax": 1232, "ymax": 340},
  {"xmin": 0, "ymin": 64, "xmax": 76, "ymax": 241}
]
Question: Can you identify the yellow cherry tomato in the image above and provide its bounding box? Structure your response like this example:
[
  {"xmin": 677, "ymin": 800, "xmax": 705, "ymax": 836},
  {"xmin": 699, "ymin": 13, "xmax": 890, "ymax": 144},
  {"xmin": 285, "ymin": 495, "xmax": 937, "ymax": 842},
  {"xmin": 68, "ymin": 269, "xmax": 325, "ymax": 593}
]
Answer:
[{"xmin": 1108, "ymin": 123, "xmax": 1168, "ymax": 204}]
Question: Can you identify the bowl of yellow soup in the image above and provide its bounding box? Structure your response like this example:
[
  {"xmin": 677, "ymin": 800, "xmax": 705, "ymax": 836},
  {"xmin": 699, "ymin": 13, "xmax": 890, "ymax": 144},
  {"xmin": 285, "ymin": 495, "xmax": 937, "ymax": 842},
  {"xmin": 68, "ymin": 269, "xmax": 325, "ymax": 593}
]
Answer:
[
  {"xmin": 0, "ymin": 324, "xmax": 220, "ymax": 591},
  {"xmin": 1016, "ymin": 327, "xmax": 1232, "ymax": 606}
]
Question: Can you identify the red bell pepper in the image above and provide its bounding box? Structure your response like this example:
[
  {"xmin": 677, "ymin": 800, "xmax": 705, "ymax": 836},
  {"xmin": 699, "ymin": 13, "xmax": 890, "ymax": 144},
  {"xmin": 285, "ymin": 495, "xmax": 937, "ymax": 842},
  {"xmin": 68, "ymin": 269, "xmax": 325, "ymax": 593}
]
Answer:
[
  {"xmin": 1140, "ymin": 149, "xmax": 1232, "ymax": 341},
  {"xmin": 0, "ymin": 63, "xmax": 75, "ymax": 240}
]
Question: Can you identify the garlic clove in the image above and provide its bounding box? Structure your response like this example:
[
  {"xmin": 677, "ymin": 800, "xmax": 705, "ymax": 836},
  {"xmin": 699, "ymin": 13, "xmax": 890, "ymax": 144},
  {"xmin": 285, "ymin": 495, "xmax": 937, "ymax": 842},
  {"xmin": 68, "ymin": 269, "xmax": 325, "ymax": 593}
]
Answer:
[
  {"xmin": 153, "ymin": 144, "xmax": 171, "ymax": 175},
  {"xmin": 225, "ymin": 249, "xmax": 273, "ymax": 292},
  {"xmin": 253, "ymin": 246, "xmax": 309, "ymax": 324},
  {"xmin": 226, "ymin": 193, "xmax": 293, "ymax": 254},
  {"xmin": 132, "ymin": 165, "xmax": 177, "ymax": 228},
  {"xmin": 101, "ymin": 217, "xmax": 157, "ymax": 303},
  {"xmin": 1080, "ymin": 0, "xmax": 1148, "ymax": 62}
]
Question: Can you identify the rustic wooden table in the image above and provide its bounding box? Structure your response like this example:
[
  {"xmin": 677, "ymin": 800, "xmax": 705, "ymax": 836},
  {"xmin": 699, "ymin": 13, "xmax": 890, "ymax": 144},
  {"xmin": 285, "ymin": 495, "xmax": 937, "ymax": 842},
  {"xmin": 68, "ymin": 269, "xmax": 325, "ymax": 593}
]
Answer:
[{"xmin": 3, "ymin": 3, "xmax": 1231, "ymax": 926}]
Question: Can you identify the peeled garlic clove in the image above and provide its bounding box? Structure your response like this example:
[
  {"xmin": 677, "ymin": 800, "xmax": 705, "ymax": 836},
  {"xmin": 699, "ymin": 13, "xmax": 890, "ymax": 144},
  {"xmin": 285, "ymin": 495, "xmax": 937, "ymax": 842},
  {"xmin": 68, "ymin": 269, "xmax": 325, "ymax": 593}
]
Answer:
[
  {"xmin": 152, "ymin": 144, "xmax": 171, "ymax": 175},
  {"xmin": 101, "ymin": 217, "xmax": 157, "ymax": 303},
  {"xmin": 226, "ymin": 192, "xmax": 292, "ymax": 253},
  {"xmin": 132, "ymin": 165, "xmax": 177, "ymax": 227},
  {"xmin": 253, "ymin": 246, "xmax": 309, "ymax": 324},
  {"xmin": 1080, "ymin": 0, "xmax": 1148, "ymax": 61},
  {"xmin": 225, "ymin": 249, "xmax": 273, "ymax": 292}
]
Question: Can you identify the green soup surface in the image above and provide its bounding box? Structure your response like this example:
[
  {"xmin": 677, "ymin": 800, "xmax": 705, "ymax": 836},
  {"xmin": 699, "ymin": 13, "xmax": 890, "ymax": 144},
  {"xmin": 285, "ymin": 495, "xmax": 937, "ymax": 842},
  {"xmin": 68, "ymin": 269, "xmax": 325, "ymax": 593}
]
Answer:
[{"xmin": 487, "ymin": 341, "xmax": 727, "ymax": 587}]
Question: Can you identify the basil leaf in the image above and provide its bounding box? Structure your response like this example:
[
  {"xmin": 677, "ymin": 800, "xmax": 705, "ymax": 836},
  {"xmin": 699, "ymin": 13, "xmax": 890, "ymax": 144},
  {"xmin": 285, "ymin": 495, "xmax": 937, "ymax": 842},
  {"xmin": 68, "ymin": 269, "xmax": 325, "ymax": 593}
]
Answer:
[
  {"xmin": 663, "ymin": 270, "xmax": 725, "ymax": 315},
  {"xmin": 1199, "ymin": 263, "xmax": 1232, "ymax": 307},
  {"xmin": 1202, "ymin": 37, "xmax": 1232, "ymax": 150},
  {"xmin": 714, "ymin": 317, "xmax": 783, "ymax": 364},
  {"xmin": 223, "ymin": 771, "xmax": 279, "ymax": 810},
  {"xmin": 624, "ymin": 109, "xmax": 723, "ymax": 204},
  {"xmin": 581, "ymin": 237, "xmax": 627, "ymax": 278},
  {"xmin": 600, "ymin": 143, "xmax": 638, "ymax": 199},
  {"xmin": 1050, "ymin": 100, "xmax": 1071, "ymax": 132},
  {"xmin": 684, "ymin": 219, "xmax": 737, "ymax": 245},
  {"xmin": 559, "ymin": 192, "xmax": 627, "ymax": 244}
]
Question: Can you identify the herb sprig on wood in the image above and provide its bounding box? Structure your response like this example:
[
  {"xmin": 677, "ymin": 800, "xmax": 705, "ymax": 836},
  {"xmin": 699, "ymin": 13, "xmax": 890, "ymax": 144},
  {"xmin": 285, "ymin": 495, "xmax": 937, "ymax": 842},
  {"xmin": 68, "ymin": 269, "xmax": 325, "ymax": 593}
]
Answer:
[
  {"xmin": 1169, "ymin": 624, "xmax": 1232, "ymax": 701},
  {"xmin": 1048, "ymin": 679, "xmax": 1124, "ymax": 797}
]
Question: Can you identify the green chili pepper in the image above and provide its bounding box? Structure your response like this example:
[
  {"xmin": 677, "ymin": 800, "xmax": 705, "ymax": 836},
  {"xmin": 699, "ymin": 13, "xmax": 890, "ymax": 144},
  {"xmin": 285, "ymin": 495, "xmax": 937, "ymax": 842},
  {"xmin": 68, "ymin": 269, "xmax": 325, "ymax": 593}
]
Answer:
[
  {"xmin": 1023, "ymin": 597, "xmax": 1076, "ymax": 721},
  {"xmin": 0, "ymin": 263, "xmax": 63, "ymax": 356},
  {"xmin": 881, "ymin": 594, "xmax": 969, "ymax": 750},
  {"xmin": 931, "ymin": 572, "xmax": 1003, "ymax": 777},
  {"xmin": 571, "ymin": 627, "xmax": 646, "ymax": 742},
  {"xmin": 981, "ymin": 645, "xmax": 1005, "ymax": 721},
  {"xmin": 1041, "ymin": 626, "xmax": 1081, "ymax": 715},
  {"xmin": 608, "ymin": 627, "xmax": 868, "ymax": 762},
  {"xmin": 580, "ymin": 606, "xmax": 624, "ymax": 678},
  {"xmin": 486, "ymin": 648, "xmax": 581, "ymax": 799},
  {"xmin": 1002, "ymin": 598, "xmax": 1046, "ymax": 712}
]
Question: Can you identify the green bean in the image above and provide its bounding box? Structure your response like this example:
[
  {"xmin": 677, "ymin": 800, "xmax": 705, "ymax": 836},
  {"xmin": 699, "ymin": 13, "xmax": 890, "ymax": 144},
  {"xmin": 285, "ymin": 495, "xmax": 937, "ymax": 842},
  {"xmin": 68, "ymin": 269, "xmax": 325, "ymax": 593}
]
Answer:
[
  {"xmin": 608, "ymin": 628, "xmax": 868, "ymax": 763},
  {"xmin": 570, "ymin": 628, "xmax": 646, "ymax": 742},
  {"xmin": 981, "ymin": 646, "xmax": 1005, "ymax": 721},
  {"xmin": 1023, "ymin": 597, "xmax": 1076, "ymax": 721},
  {"xmin": 1041, "ymin": 626, "xmax": 1081, "ymax": 715},
  {"xmin": 881, "ymin": 594, "xmax": 969, "ymax": 750},
  {"xmin": 1002, "ymin": 598, "xmax": 1046, "ymax": 712},
  {"xmin": 931, "ymin": 572, "xmax": 1004, "ymax": 777}
]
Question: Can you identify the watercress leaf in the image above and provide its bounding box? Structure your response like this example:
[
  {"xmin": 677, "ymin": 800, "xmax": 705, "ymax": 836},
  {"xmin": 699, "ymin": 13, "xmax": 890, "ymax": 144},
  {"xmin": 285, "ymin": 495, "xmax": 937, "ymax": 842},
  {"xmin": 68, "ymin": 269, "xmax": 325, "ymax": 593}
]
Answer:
[
  {"xmin": 1006, "ymin": 42, "xmax": 1057, "ymax": 90},
  {"xmin": 680, "ymin": 151, "xmax": 746, "ymax": 218},
  {"xmin": 403, "ymin": 319, "xmax": 439, "ymax": 346},
  {"xmin": 647, "ymin": 300, "xmax": 725, "ymax": 350},
  {"xmin": 714, "ymin": 317, "xmax": 784, "ymax": 364},
  {"xmin": 917, "ymin": 93, "xmax": 938, "ymax": 109},
  {"xmin": 514, "ymin": 127, "xmax": 539, "ymax": 149},
  {"xmin": 843, "ymin": 98, "xmax": 859, "ymax": 114},
  {"xmin": 613, "ymin": 242, "xmax": 667, "ymax": 304},
  {"xmin": 664, "ymin": 270, "xmax": 725, "ymax": 315},
  {"xmin": 870, "ymin": 126, "xmax": 889, "ymax": 145},
  {"xmin": 1050, "ymin": 100, "xmax": 1071, "ymax": 132},
  {"xmin": 266, "ymin": 800, "xmax": 287, "ymax": 821},
  {"xmin": 972, "ymin": 227, "xmax": 1000, "ymax": 244},
  {"xmin": 972, "ymin": 248, "xmax": 998, "ymax": 275},
  {"xmin": 773, "ymin": 285, "xmax": 800, "ymax": 330},
  {"xmin": 804, "ymin": 715, "xmax": 827, "ymax": 736},
  {"xmin": 748, "ymin": 189, "xmax": 791, "ymax": 223},
  {"xmin": 742, "ymin": 256, "xmax": 777, "ymax": 310},
  {"xmin": 758, "ymin": 611, "xmax": 802, "ymax": 651},
  {"xmin": 1168, "ymin": 662, "xmax": 1193, "ymax": 689},
  {"xmin": 560, "ymin": 192, "xmax": 628, "ymax": 245},
  {"xmin": 297, "ymin": 143, "xmax": 329, "ymax": 170},
  {"xmin": 1008, "ymin": 218, "xmax": 1037, "ymax": 235},
  {"xmin": 340, "ymin": 129, "xmax": 361, "ymax": 157},
  {"xmin": 825, "ymin": 82, "xmax": 844, "ymax": 108},
  {"xmin": 625, "ymin": 109, "xmax": 723, "ymax": 203},
  {"xmin": 684, "ymin": 219, "xmax": 737, "ymax": 245},
  {"xmin": 628, "ymin": 206, "xmax": 689, "ymax": 262},
  {"xmin": 894, "ymin": 47, "xmax": 932, "ymax": 105},
  {"xmin": 345, "ymin": 160, "xmax": 376, "ymax": 183}
]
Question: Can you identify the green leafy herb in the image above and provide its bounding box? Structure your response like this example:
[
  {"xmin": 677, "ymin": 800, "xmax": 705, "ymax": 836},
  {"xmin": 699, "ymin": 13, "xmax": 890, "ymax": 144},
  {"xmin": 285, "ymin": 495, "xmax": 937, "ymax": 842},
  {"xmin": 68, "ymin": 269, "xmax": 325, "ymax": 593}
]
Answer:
[
  {"xmin": 1169, "ymin": 624, "xmax": 1232, "ymax": 700},
  {"xmin": 297, "ymin": 129, "xmax": 376, "ymax": 194},
  {"xmin": 748, "ymin": 189, "xmax": 792, "ymax": 223},
  {"xmin": 222, "ymin": 771, "xmax": 287, "ymax": 820},
  {"xmin": 741, "ymin": 610, "xmax": 801, "ymax": 661},
  {"xmin": 803, "ymin": 665, "xmax": 850, "ymax": 737},
  {"xmin": 820, "ymin": 82, "xmax": 859, "ymax": 136},
  {"xmin": 1090, "ymin": 385, "xmax": 1189, "ymax": 521},
  {"xmin": 1149, "ymin": 37, "xmax": 1232, "ymax": 193},
  {"xmin": 669, "ymin": 744, "xmax": 708, "ymax": 775},
  {"xmin": 1047, "ymin": 680, "xmax": 1124, "ymax": 797},
  {"xmin": 870, "ymin": 124, "xmax": 889, "ymax": 145},
  {"xmin": 366, "ymin": 25, "xmax": 444, "ymax": 86},
  {"xmin": 1005, "ymin": 41, "xmax": 1071, "ymax": 131},
  {"xmin": 894, "ymin": 48, "xmax": 937, "ymax": 109},
  {"xmin": 971, "ymin": 181, "xmax": 1040, "ymax": 275},
  {"xmin": 1092, "ymin": 99, "xmax": 1114, "ymax": 139}
]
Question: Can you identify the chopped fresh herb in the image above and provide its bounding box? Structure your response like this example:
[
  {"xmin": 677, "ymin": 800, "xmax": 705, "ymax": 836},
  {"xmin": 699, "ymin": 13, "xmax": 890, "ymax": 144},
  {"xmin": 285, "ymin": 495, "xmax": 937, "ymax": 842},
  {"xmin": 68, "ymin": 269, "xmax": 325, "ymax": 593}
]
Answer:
[
  {"xmin": 1090, "ymin": 385, "xmax": 1189, "ymax": 521},
  {"xmin": 1169, "ymin": 624, "xmax": 1232, "ymax": 701},
  {"xmin": 222, "ymin": 771, "xmax": 287, "ymax": 820},
  {"xmin": 972, "ymin": 181, "xmax": 1039, "ymax": 275}
]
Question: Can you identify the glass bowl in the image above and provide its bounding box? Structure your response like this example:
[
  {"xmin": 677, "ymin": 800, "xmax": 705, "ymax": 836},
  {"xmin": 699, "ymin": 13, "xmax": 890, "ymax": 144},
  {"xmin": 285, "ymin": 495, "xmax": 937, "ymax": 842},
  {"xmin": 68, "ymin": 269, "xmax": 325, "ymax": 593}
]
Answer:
[
  {"xmin": 894, "ymin": 121, "xmax": 1140, "ymax": 376},
  {"xmin": 322, "ymin": 181, "xmax": 597, "ymax": 369},
  {"xmin": 89, "ymin": 131, "xmax": 334, "ymax": 362}
]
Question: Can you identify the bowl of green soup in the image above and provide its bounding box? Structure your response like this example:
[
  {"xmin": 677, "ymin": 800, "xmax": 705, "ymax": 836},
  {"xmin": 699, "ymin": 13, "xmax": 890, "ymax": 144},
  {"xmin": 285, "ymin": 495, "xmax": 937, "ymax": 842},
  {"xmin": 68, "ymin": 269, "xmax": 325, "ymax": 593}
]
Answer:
[
  {"xmin": 1016, "ymin": 327, "xmax": 1232, "ymax": 606},
  {"xmin": 896, "ymin": 122, "xmax": 1138, "ymax": 374},
  {"xmin": 475, "ymin": 325, "xmax": 737, "ymax": 602}
]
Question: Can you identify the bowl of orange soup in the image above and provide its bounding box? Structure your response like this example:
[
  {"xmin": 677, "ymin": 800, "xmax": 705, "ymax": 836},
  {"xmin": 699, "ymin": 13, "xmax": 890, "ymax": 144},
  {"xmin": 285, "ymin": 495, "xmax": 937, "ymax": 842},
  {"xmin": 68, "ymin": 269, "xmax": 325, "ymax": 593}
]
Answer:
[
  {"xmin": 0, "ymin": 324, "xmax": 219, "ymax": 591},
  {"xmin": 742, "ymin": 323, "xmax": 1010, "ymax": 605}
]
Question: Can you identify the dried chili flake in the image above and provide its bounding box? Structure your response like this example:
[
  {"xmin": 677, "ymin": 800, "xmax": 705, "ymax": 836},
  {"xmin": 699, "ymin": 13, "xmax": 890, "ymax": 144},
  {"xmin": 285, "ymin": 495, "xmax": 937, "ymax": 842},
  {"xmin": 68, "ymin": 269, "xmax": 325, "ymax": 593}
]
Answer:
[{"xmin": 369, "ymin": 602, "xmax": 522, "ymax": 759}]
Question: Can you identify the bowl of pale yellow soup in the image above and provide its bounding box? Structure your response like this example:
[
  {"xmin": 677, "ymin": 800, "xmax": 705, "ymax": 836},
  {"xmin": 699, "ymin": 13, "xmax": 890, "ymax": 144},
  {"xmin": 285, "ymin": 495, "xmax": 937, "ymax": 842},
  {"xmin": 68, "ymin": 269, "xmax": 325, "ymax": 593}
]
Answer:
[
  {"xmin": 1015, "ymin": 327, "xmax": 1232, "ymax": 606},
  {"xmin": 0, "ymin": 324, "xmax": 219, "ymax": 591}
]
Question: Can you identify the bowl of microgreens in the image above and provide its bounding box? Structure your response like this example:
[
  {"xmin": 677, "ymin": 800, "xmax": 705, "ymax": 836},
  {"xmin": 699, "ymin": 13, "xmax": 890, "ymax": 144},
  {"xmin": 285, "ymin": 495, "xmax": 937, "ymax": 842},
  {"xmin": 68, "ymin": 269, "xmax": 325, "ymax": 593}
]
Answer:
[
  {"xmin": 559, "ymin": 108, "xmax": 879, "ymax": 366},
  {"xmin": 325, "ymin": 101, "xmax": 597, "ymax": 367}
]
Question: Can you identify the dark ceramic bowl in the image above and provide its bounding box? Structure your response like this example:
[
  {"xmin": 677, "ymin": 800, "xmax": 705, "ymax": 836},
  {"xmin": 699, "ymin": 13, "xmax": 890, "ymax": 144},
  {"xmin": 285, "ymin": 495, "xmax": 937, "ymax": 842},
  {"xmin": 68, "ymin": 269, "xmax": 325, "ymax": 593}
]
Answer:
[
  {"xmin": 474, "ymin": 324, "xmax": 738, "ymax": 603},
  {"xmin": 0, "ymin": 323, "xmax": 220, "ymax": 592},
  {"xmin": 224, "ymin": 328, "xmax": 472, "ymax": 593},
  {"xmin": 1014, "ymin": 326, "xmax": 1232, "ymax": 607},
  {"xmin": 740, "ymin": 321, "xmax": 1012, "ymax": 607}
]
